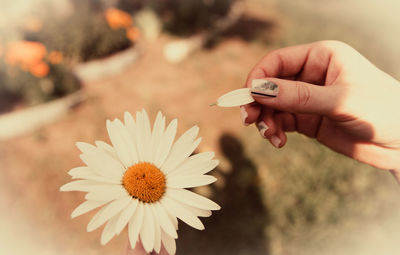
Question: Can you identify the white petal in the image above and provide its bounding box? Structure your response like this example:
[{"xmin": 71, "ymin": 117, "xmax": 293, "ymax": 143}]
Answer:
[
  {"xmin": 76, "ymin": 142, "xmax": 97, "ymax": 154},
  {"xmin": 167, "ymin": 152, "xmax": 215, "ymax": 177},
  {"xmin": 80, "ymin": 149, "xmax": 124, "ymax": 181},
  {"xmin": 61, "ymin": 181, "xmax": 124, "ymax": 193},
  {"xmin": 107, "ymin": 119, "xmax": 138, "ymax": 168},
  {"xmin": 95, "ymin": 141, "xmax": 119, "ymax": 160},
  {"xmin": 100, "ymin": 211, "xmax": 121, "ymax": 245},
  {"xmin": 160, "ymin": 196, "xmax": 204, "ymax": 230},
  {"xmin": 154, "ymin": 202, "xmax": 178, "ymax": 238},
  {"xmin": 166, "ymin": 188, "xmax": 220, "ymax": 211},
  {"xmin": 60, "ymin": 180, "xmax": 102, "ymax": 192},
  {"xmin": 68, "ymin": 166, "xmax": 92, "ymax": 176},
  {"xmin": 169, "ymin": 159, "xmax": 219, "ymax": 179},
  {"xmin": 71, "ymin": 173, "xmax": 121, "ymax": 184},
  {"xmin": 85, "ymin": 186, "xmax": 128, "ymax": 201},
  {"xmin": 128, "ymin": 202, "xmax": 144, "ymax": 250},
  {"xmin": 167, "ymin": 175, "xmax": 217, "ymax": 188},
  {"xmin": 180, "ymin": 202, "xmax": 212, "ymax": 218},
  {"xmin": 216, "ymin": 88, "xmax": 254, "ymax": 107},
  {"xmin": 161, "ymin": 125, "xmax": 201, "ymax": 174},
  {"xmin": 154, "ymin": 119, "xmax": 178, "ymax": 167},
  {"xmin": 133, "ymin": 110, "xmax": 152, "ymax": 162},
  {"xmin": 87, "ymin": 196, "xmax": 132, "ymax": 232},
  {"xmin": 150, "ymin": 112, "xmax": 165, "ymax": 161},
  {"xmin": 69, "ymin": 166, "xmax": 114, "ymax": 183},
  {"xmin": 139, "ymin": 204, "xmax": 155, "ymax": 253},
  {"xmin": 124, "ymin": 112, "xmax": 135, "ymax": 134},
  {"xmin": 71, "ymin": 200, "xmax": 109, "ymax": 218},
  {"xmin": 140, "ymin": 109, "xmax": 152, "ymax": 162},
  {"xmin": 164, "ymin": 203, "xmax": 179, "ymax": 230},
  {"xmin": 150, "ymin": 205, "xmax": 162, "ymax": 253},
  {"xmin": 161, "ymin": 229, "xmax": 176, "ymax": 255},
  {"xmin": 115, "ymin": 199, "xmax": 139, "ymax": 235}
]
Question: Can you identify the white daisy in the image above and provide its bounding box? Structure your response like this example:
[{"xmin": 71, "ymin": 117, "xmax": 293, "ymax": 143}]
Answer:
[
  {"xmin": 213, "ymin": 88, "xmax": 254, "ymax": 107},
  {"xmin": 60, "ymin": 110, "xmax": 220, "ymax": 254}
]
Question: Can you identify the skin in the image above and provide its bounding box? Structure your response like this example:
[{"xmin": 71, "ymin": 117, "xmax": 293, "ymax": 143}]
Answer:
[
  {"xmin": 242, "ymin": 40, "xmax": 400, "ymax": 181},
  {"xmin": 126, "ymin": 40, "xmax": 400, "ymax": 255}
]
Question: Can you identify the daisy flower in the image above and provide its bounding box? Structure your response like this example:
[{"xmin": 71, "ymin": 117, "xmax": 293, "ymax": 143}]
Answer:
[{"xmin": 60, "ymin": 110, "xmax": 220, "ymax": 254}]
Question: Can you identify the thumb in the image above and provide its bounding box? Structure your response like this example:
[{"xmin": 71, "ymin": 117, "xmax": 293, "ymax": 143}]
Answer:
[{"xmin": 249, "ymin": 78, "xmax": 337, "ymax": 114}]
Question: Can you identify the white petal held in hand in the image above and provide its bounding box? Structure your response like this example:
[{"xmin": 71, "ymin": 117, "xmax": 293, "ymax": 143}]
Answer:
[
  {"xmin": 60, "ymin": 110, "xmax": 220, "ymax": 254},
  {"xmin": 214, "ymin": 88, "xmax": 254, "ymax": 107}
]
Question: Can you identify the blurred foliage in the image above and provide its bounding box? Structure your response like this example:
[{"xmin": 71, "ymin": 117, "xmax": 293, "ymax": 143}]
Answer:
[
  {"xmin": 117, "ymin": 0, "xmax": 239, "ymax": 36},
  {"xmin": 156, "ymin": 0, "xmax": 239, "ymax": 35},
  {"xmin": 24, "ymin": 1, "xmax": 133, "ymax": 62},
  {"xmin": 0, "ymin": 60, "xmax": 80, "ymax": 113},
  {"xmin": 244, "ymin": 131, "xmax": 397, "ymax": 254}
]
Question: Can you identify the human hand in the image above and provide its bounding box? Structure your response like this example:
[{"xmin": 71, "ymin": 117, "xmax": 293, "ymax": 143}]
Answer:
[{"xmin": 242, "ymin": 40, "xmax": 400, "ymax": 174}]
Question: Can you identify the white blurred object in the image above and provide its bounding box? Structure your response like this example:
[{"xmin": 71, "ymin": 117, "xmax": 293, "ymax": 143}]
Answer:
[
  {"xmin": 134, "ymin": 8, "xmax": 162, "ymax": 42},
  {"xmin": 163, "ymin": 0, "xmax": 244, "ymax": 63},
  {"xmin": 0, "ymin": 91, "xmax": 84, "ymax": 140},
  {"xmin": 163, "ymin": 36, "xmax": 204, "ymax": 63},
  {"xmin": 73, "ymin": 47, "xmax": 140, "ymax": 82}
]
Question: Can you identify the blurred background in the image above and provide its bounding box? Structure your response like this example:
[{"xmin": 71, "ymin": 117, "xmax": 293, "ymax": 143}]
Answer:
[{"xmin": 1, "ymin": 0, "xmax": 400, "ymax": 254}]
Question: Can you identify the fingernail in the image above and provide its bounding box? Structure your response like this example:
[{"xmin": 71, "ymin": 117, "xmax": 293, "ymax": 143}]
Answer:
[
  {"xmin": 240, "ymin": 106, "xmax": 249, "ymax": 126},
  {"xmin": 251, "ymin": 79, "xmax": 279, "ymax": 97},
  {"xmin": 256, "ymin": 121, "xmax": 269, "ymax": 138},
  {"xmin": 270, "ymin": 135, "xmax": 281, "ymax": 148}
]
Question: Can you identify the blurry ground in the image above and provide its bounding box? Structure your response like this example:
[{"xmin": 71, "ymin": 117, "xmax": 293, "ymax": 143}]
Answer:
[{"xmin": 1, "ymin": 0, "xmax": 400, "ymax": 255}]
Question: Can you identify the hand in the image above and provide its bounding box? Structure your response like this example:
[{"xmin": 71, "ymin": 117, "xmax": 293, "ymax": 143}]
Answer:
[{"xmin": 242, "ymin": 40, "xmax": 400, "ymax": 175}]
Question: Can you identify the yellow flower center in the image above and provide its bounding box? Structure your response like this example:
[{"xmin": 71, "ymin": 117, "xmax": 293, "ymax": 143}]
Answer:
[{"xmin": 122, "ymin": 162, "xmax": 166, "ymax": 203}]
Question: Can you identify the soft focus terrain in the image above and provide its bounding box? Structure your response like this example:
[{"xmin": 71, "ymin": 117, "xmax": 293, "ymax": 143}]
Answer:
[{"xmin": 1, "ymin": 0, "xmax": 400, "ymax": 255}]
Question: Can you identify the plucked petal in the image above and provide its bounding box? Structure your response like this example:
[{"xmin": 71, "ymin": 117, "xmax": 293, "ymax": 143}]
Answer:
[{"xmin": 216, "ymin": 88, "xmax": 254, "ymax": 107}]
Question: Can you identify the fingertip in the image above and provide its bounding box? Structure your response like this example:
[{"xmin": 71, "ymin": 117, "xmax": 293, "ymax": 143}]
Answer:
[{"xmin": 242, "ymin": 103, "xmax": 261, "ymax": 125}]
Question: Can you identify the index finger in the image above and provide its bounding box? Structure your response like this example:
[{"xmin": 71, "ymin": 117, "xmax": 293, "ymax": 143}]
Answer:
[{"xmin": 245, "ymin": 43, "xmax": 314, "ymax": 88}]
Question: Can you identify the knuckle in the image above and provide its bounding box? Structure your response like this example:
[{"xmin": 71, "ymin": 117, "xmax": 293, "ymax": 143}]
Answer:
[
  {"xmin": 316, "ymin": 40, "xmax": 353, "ymax": 53},
  {"xmin": 296, "ymin": 83, "xmax": 312, "ymax": 107}
]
